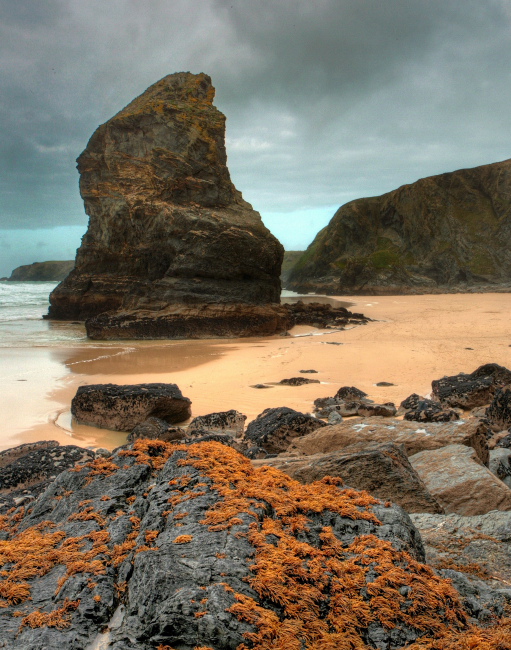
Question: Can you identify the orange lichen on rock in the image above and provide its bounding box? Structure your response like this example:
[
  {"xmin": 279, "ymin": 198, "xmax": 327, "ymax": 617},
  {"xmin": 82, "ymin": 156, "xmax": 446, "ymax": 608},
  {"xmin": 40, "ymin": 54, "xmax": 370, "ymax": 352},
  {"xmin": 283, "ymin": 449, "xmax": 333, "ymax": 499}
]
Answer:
[
  {"xmin": 173, "ymin": 535, "xmax": 193, "ymax": 544},
  {"xmin": 18, "ymin": 598, "xmax": 80, "ymax": 631}
]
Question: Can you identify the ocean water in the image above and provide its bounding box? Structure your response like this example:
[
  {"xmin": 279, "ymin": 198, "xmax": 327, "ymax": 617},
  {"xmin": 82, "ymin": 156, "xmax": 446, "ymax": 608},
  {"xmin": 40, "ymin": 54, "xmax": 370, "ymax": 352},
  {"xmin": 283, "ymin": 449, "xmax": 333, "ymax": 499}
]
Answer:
[{"xmin": 0, "ymin": 281, "xmax": 86, "ymax": 347}]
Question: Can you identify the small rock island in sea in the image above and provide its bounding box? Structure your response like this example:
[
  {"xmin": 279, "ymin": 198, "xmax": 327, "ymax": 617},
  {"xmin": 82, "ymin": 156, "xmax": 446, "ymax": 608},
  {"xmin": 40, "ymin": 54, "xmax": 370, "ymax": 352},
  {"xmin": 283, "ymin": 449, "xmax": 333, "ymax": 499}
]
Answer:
[{"xmin": 47, "ymin": 72, "xmax": 288, "ymax": 339}]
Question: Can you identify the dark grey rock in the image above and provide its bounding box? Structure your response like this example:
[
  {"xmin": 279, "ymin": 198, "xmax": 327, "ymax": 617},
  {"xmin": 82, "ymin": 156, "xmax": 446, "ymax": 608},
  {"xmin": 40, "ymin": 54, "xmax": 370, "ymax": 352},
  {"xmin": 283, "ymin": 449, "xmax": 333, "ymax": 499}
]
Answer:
[
  {"xmin": 278, "ymin": 377, "xmax": 320, "ymax": 386},
  {"xmin": 404, "ymin": 398, "xmax": 459, "ymax": 423},
  {"xmin": 187, "ymin": 410, "xmax": 246, "ymax": 438},
  {"xmin": 245, "ymin": 407, "xmax": 327, "ymax": 453},
  {"xmin": 299, "ymin": 369, "xmax": 318, "ymax": 373},
  {"xmin": 432, "ymin": 373, "xmax": 494, "ymax": 409},
  {"xmin": 71, "ymin": 383, "xmax": 192, "ymax": 431},
  {"xmin": 334, "ymin": 386, "xmax": 367, "ymax": 401},
  {"xmin": 486, "ymin": 387, "xmax": 511, "ymax": 430}
]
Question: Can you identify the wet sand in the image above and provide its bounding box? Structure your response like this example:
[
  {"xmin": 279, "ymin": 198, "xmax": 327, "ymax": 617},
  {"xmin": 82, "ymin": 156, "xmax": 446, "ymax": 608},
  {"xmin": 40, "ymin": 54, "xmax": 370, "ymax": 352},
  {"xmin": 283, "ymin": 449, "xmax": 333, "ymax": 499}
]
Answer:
[{"xmin": 2, "ymin": 293, "xmax": 511, "ymax": 451}]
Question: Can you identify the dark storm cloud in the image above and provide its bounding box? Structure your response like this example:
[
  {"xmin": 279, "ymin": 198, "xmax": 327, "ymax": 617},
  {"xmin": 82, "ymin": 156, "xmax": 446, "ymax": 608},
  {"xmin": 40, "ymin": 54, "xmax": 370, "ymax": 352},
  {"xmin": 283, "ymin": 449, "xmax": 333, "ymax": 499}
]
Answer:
[{"xmin": 1, "ymin": 0, "xmax": 511, "ymax": 231}]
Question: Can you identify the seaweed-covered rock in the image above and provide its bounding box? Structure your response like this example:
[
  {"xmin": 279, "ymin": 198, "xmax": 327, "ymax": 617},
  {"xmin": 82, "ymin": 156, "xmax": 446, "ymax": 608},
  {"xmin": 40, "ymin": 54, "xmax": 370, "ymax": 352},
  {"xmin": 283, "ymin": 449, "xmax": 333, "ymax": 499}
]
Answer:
[
  {"xmin": 71, "ymin": 383, "xmax": 192, "ymax": 432},
  {"xmin": 278, "ymin": 377, "xmax": 320, "ymax": 386},
  {"xmin": 0, "ymin": 439, "xmax": 507, "ymax": 649},
  {"xmin": 244, "ymin": 407, "xmax": 326, "ymax": 454},
  {"xmin": 335, "ymin": 386, "xmax": 368, "ymax": 401},
  {"xmin": 404, "ymin": 398, "xmax": 459, "ymax": 423},
  {"xmin": 253, "ymin": 441, "xmax": 444, "ymax": 514}
]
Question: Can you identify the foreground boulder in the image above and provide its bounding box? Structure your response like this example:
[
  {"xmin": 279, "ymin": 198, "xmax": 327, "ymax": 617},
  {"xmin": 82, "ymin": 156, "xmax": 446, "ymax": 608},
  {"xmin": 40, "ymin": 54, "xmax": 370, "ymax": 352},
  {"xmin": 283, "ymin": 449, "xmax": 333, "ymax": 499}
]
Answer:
[
  {"xmin": 71, "ymin": 383, "xmax": 192, "ymax": 431},
  {"xmin": 0, "ymin": 438, "xmax": 508, "ymax": 649},
  {"xmin": 244, "ymin": 407, "xmax": 326, "ymax": 453},
  {"xmin": 409, "ymin": 444, "xmax": 511, "ymax": 515},
  {"xmin": 253, "ymin": 441, "xmax": 444, "ymax": 514},
  {"xmin": 288, "ymin": 417, "xmax": 489, "ymax": 465},
  {"xmin": 47, "ymin": 72, "xmax": 285, "ymax": 339},
  {"xmin": 431, "ymin": 363, "xmax": 511, "ymax": 410},
  {"xmin": 287, "ymin": 158, "xmax": 511, "ymax": 294}
]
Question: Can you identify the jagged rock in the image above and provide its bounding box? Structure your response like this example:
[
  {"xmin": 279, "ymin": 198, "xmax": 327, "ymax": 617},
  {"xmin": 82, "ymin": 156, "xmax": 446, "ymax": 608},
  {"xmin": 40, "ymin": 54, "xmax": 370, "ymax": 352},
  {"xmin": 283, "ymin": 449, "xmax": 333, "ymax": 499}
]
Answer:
[
  {"xmin": 187, "ymin": 410, "xmax": 246, "ymax": 438},
  {"xmin": 403, "ymin": 398, "xmax": 459, "ymax": 423},
  {"xmin": 0, "ymin": 442, "xmax": 94, "ymax": 512},
  {"xmin": 7, "ymin": 260, "xmax": 74, "ymax": 282},
  {"xmin": 288, "ymin": 417, "xmax": 489, "ymax": 465},
  {"xmin": 400, "ymin": 393, "xmax": 424, "ymax": 411},
  {"xmin": 71, "ymin": 383, "xmax": 192, "ymax": 432},
  {"xmin": 128, "ymin": 417, "xmax": 186, "ymax": 443},
  {"xmin": 410, "ymin": 510, "xmax": 511, "ymax": 594},
  {"xmin": 278, "ymin": 377, "xmax": 320, "ymax": 386},
  {"xmin": 409, "ymin": 444, "xmax": 511, "ymax": 515},
  {"xmin": 47, "ymin": 72, "xmax": 285, "ymax": 339},
  {"xmin": 253, "ymin": 442, "xmax": 444, "ymax": 514},
  {"xmin": 2, "ymin": 439, "xmax": 495, "ymax": 649},
  {"xmin": 287, "ymin": 158, "xmax": 511, "ymax": 294},
  {"xmin": 486, "ymin": 387, "xmax": 511, "ymax": 430},
  {"xmin": 432, "ymin": 373, "xmax": 494, "ymax": 409},
  {"xmin": 489, "ymin": 448, "xmax": 511, "ymax": 488},
  {"xmin": 244, "ymin": 407, "xmax": 326, "ymax": 453},
  {"xmin": 335, "ymin": 386, "xmax": 367, "ymax": 401},
  {"xmin": 357, "ymin": 402, "xmax": 397, "ymax": 417},
  {"xmin": 471, "ymin": 362, "xmax": 511, "ymax": 385}
]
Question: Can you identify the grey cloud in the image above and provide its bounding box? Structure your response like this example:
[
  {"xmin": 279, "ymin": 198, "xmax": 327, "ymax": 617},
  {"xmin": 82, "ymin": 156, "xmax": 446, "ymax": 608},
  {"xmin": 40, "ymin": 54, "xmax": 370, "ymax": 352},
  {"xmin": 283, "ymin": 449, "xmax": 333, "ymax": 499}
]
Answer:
[{"xmin": 1, "ymin": 0, "xmax": 511, "ymax": 236}]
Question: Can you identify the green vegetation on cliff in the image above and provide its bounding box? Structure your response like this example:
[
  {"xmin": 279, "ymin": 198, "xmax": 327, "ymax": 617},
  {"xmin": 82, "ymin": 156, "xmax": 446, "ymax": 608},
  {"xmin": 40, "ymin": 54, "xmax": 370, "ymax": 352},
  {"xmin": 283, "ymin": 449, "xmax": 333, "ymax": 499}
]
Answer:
[{"xmin": 288, "ymin": 158, "xmax": 511, "ymax": 294}]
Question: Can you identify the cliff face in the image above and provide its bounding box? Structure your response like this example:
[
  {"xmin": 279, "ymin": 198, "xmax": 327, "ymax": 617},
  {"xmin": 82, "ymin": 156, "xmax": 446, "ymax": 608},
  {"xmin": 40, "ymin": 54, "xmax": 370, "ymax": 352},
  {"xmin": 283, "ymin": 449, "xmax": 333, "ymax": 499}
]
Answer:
[
  {"xmin": 47, "ymin": 72, "xmax": 284, "ymax": 335},
  {"xmin": 8, "ymin": 261, "xmax": 74, "ymax": 282},
  {"xmin": 288, "ymin": 159, "xmax": 511, "ymax": 294}
]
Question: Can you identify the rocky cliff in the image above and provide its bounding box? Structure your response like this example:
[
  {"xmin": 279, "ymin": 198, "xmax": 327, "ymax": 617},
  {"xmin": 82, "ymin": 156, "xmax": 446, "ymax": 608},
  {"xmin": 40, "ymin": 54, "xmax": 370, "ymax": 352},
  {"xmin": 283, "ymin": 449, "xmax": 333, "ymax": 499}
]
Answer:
[
  {"xmin": 47, "ymin": 72, "xmax": 284, "ymax": 337},
  {"xmin": 7, "ymin": 261, "xmax": 74, "ymax": 282},
  {"xmin": 288, "ymin": 158, "xmax": 511, "ymax": 294}
]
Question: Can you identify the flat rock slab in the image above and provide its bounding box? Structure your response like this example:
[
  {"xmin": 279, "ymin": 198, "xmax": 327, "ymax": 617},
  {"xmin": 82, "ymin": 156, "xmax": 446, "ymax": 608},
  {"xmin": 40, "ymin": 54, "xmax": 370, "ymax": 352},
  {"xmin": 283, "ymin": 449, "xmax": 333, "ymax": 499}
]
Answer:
[
  {"xmin": 410, "ymin": 510, "xmax": 511, "ymax": 591},
  {"xmin": 253, "ymin": 441, "xmax": 444, "ymax": 514},
  {"xmin": 287, "ymin": 417, "xmax": 489, "ymax": 465},
  {"xmin": 409, "ymin": 444, "xmax": 511, "ymax": 516},
  {"xmin": 71, "ymin": 383, "xmax": 192, "ymax": 431}
]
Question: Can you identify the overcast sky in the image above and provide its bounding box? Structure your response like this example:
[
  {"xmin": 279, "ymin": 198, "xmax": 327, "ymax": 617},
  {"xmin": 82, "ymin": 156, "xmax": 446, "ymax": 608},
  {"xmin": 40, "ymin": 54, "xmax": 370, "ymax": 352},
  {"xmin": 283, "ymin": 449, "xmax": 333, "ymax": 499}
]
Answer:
[{"xmin": 1, "ymin": 0, "xmax": 511, "ymax": 275}]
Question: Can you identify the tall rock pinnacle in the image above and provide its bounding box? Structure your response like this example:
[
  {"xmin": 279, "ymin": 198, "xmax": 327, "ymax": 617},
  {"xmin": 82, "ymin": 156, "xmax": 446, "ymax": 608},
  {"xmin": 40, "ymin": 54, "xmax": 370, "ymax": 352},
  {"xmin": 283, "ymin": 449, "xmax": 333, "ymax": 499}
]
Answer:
[{"xmin": 48, "ymin": 72, "xmax": 286, "ymax": 338}]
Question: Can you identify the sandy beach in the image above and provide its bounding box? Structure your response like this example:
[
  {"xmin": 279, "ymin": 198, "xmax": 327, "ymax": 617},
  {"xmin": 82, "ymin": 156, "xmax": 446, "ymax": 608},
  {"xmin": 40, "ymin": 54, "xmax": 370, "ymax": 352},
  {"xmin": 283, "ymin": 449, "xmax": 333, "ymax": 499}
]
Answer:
[{"xmin": 2, "ymin": 292, "xmax": 511, "ymax": 452}]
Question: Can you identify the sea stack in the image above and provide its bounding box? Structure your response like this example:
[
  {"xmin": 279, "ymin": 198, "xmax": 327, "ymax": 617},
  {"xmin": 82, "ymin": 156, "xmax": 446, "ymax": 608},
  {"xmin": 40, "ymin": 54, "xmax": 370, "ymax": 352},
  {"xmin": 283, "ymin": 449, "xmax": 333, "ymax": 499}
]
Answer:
[
  {"xmin": 287, "ymin": 158, "xmax": 511, "ymax": 294},
  {"xmin": 48, "ymin": 72, "xmax": 287, "ymax": 338}
]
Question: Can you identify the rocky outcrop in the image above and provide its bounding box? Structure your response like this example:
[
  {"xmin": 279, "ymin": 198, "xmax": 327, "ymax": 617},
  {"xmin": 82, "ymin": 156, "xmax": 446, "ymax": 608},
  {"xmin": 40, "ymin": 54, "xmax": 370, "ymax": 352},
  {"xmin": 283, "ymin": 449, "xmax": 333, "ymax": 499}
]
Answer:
[
  {"xmin": 7, "ymin": 261, "xmax": 74, "ymax": 282},
  {"xmin": 409, "ymin": 444, "xmax": 511, "ymax": 515},
  {"xmin": 71, "ymin": 383, "xmax": 192, "ymax": 431},
  {"xmin": 187, "ymin": 409, "xmax": 246, "ymax": 438},
  {"xmin": 244, "ymin": 407, "xmax": 326, "ymax": 454},
  {"xmin": 253, "ymin": 441, "xmax": 444, "ymax": 514},
  {"xmin": 47, "ymin": 72, "xmax": 284, "ymax": 338},
  {"xmin": 4, "ymin": 438, "xmax": 503, "ymax": 649},
  {"xmin": 288, "ymin": 158, "xmax": 511, "ymax": 294},
  {"xmin": 288, "ymin": 417, "xmax": 489, "ymax": 465}
]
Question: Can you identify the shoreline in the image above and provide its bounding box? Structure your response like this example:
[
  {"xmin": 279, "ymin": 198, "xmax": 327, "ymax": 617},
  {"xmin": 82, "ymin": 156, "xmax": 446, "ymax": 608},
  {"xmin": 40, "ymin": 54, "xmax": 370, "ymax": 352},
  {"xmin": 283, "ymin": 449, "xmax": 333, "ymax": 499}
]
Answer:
[{"xmin": 2, "ymin": 292, "xmax": 511, "ymax": 451}]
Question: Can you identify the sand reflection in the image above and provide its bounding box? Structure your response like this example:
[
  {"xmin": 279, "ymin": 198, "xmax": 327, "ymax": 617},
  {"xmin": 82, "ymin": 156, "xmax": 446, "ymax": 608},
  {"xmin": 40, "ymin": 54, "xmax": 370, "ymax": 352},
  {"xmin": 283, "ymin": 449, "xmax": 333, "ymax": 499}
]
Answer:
[{"xmin": 51, "ymin": 340, "xmax": 240, "ymax": 376}]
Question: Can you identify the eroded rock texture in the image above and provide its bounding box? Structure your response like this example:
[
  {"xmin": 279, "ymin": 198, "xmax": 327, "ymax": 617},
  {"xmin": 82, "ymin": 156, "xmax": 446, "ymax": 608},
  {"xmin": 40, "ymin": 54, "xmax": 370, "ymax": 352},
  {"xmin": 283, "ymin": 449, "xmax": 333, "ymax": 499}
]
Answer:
[
  {"xmin": 0, "ymin": 439, "xmax": 507, "ymax": 650},
  {"xmin": 47, "ymin": 72, "xmax": 284, "ymax": 338},
  {"xmin": 288, "ymin": 158, "xmax": 511, "ymax": 294}
]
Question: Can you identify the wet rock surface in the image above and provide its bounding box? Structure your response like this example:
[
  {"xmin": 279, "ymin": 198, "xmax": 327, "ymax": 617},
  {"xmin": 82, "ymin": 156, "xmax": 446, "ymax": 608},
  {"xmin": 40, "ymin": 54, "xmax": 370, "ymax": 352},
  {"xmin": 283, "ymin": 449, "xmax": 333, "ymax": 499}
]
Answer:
[
  {"xmin": 245, "ymin": 407, "xmax": 327, "ymax": 454},
  {"xmin": 282, "ymin": 301, "xmax": 369, "ymax": 328},
  {"xmin": 0, "ymin": 439, "xmax": 488, "ymax": 650},
  {"xmin": 71, "ymin": 383, "xmax": 192, "ymax": 432}
]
